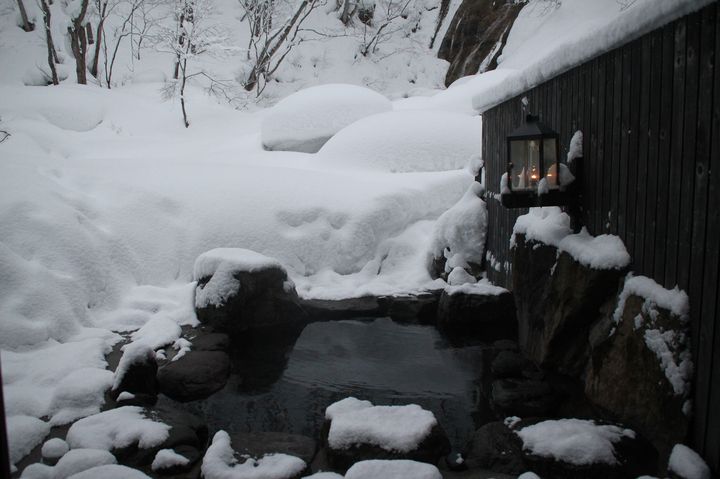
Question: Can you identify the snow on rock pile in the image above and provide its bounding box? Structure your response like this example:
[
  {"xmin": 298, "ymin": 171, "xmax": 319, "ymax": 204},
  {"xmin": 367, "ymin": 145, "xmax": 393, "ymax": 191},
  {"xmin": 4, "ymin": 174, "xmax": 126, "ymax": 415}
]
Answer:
[
  {"xmin": 303, "ymin": 473, "xmax": 344, "ymax": 479},
  {"xmin": 201, "ymin": 430, "xmax": 306, "ymax": 479},
  {"xmin": 326, "ymin": 399, "xmax": 438, "ymax": 453},
  {"xmin": 445, "ymin": 278, "xmax": 508, "ymax": 296},
  {"xmin": 193, "ymin": 248, "xmax": 285, "ymax": 308},
  {"xmin": 430, "ymin": 182, "xmax": 487, "ymax": 273},
  {"xmin": 317, "ymin": 110, "xmax": 481, "ymax": 173},
  {"xmin": 7, "ymin": 415, "xmax": 50, "ymax": 467},
  {"xmin": 152, "ymin": 449, "xmax": 191, "ymax": 472},
  {"xmin": 516, "ymin": 418, "xmax": 636, "ymax": 466},
  {"xmin": 511, "ymin": 208, "xmax": 631, "ymax": 270},
  {"xmin": 66, "ymin": 464, "xmax": 152, "ymax": 479},
  {"xmin": 344, "ymin": 459, "xmax": 443, "ymax": 479},
  {"xmin": 47, "ymin": 367, "xmax": 114, "ymax": 425},
  {"xmin": 262, "ymin": 84, "xmax": 392, "ymax": 153},
  {"xmin": 51, "ymin": 448, "xmax": 118, "ymax": 478},
  {"xmin": 612, "ymin": 274, "xmax": 692, "ymax": 397},
  {"xmin": 41, "ymin": 438, "xmax": 69, "ymax": 460},
  {"xmin": 66, "ymin": 406, "xmax": 170, "ymax": 451},
  {"xmin": 668, "ymin": 444, "xmax": 711, "ymax": 479}
]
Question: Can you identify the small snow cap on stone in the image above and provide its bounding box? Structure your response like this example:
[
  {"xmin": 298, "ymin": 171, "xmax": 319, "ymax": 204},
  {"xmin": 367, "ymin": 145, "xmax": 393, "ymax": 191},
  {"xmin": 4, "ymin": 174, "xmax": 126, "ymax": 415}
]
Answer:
[
  {"xmin": 447, "ymin": 267, "xmax": 476, "ymax": 286},
  {"xmin": 326, "ymin": 399, "xmax": 438, "ymax": 453},
  {"xmin": 325, "ymin": 397, "xmax": 373, "ymax": 420},
  {"xmin": 303, "ymin": 473, "xmax": 344, "ymax": 479},
  {"xmin": 41, "ymin": 437, "xmax": 69, "ymax": 460},
  {"xmin": 53, "ymin": 448, "xmax": 117, "ymax": 478},
  {"xmin": 66, "ymin": 464, "xmax": 152, "ymax": 479},
  {"xmin": 516, "ymin": 418, "xmax": 635, "ymax": 466},
  {"xmin": 201, "ymin": 430, "xmax": 306, "ymax": 479},
  {"xmin": 518, "ymin": 473, "xmax": 542, "ymax": 479},
  {"xmin": 668, "ymin": 444, "xmax": 711, "ymax": 479},
  {"xmin": 152, "ymin": 448, "xmax": 190, "ymax": 472},
  {"xmin": 345, "ymin": 459, "xmax": 443, "ymax": 479}
]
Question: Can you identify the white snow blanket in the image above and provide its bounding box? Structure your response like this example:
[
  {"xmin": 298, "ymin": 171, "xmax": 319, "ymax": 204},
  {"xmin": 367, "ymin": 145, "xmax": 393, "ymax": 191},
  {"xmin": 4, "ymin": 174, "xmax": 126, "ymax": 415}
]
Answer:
[
  {"xmin": 326, "ymin": 398, "xmax": 437, "ymax": 453},
  {"xmin": 262, "ymin": 84, "xmax": 392, "ymax": 153},
  {"xmin": 516, "ymin": 419, "xmax": 635, "ymax": 466},
  {"xmin": 201, "ymin": 430, "xmax": 306, "ymax": 479},
  {"xmin": 344, "ymin": 459, "xmax": 442, "ymax": 479}
]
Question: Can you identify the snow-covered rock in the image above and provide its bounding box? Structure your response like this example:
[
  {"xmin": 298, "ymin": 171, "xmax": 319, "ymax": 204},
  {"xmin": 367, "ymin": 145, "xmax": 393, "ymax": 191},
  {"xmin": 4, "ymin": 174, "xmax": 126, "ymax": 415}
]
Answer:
[
  {"xmin": 668, "ymin": 444, "xmax": 711, "ymax": 479},
  {"xmin": 53, "ymin": 448, "xmax": 118, "ymax": 478},
  {"xmin": 201, "ymin": 430, "xmax": 307, "ymax": 479},
  {"xmin": 317, "ymin": 110, "xmax": 481, "ymax": 173},
  {"xmin": 151, "ymin": 448, "xmax": 190, "ymax": 472},
  {"xmin": 66, "ymin": 464, "xmax": 152, "ymax": 479},
  {"xmin": 344, "ymin": 459, "xmax": 443, "ymax": 479},
  {"xmin": 65, "ymin": 406, "xmax": 170, "ymax": 451},
  {"xmin": 111, "ymin": 342, "xmax": 158, "ymax": 400},
  {"xmin": 7, "ymin": 415, "xmax": 50, "ymax": 467},
  {"xmin": 324, "ymin": 398, "xmax": 450, "ymax": 470},
  {"xmin": 48, "ymin": 367, "xmax": 114, "ymax": 425},
  {"xmin": 429, "ymin": 181, "xmax": 487, "ymax": 279},
  {"xmin": 262, "ymin": 84, "xmax": 392, "ymax": 153},
  {"xmin": 41, "ymin": 438, "xmax": 69, "ymax": 461}
]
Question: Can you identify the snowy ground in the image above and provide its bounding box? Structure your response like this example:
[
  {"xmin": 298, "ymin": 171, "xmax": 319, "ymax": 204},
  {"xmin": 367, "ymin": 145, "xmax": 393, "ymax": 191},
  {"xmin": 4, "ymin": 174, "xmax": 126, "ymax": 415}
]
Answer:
[{"xmin": 0, "ymin": 0, "xmax": 712, "ymax": 474}]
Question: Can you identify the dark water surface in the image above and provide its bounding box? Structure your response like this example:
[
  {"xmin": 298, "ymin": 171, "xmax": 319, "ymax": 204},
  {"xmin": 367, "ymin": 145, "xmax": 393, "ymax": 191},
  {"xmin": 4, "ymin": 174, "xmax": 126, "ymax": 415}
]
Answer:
[{"xmin": 170, "ymin": 318, "xmax": 493, "ymax": 449}]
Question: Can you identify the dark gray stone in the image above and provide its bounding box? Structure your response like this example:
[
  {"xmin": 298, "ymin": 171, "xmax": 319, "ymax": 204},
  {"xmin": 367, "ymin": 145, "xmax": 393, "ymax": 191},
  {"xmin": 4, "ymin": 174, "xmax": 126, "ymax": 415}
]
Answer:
[
  {"xmin": 586, "ymin": 294, "xmax": 691, "ymax": 463},
  {"xmin": 490, "ymin": 378, "xmax": 557, "ymax": 418},
  {"xmin": 491, "ymin": 350, "xmax": 534, "ymax": 379},
  {"xmin": 437, "ymin": 290, "xmax": 516, "ymax": 340},
  {"xmin": 512, "ymin": 234, "xmax": 626, "ymax": 377},
  {"xmin": 230, "ymin": 432, "xmax": 317, "ymax": 465},
  {"xmin": 377, "ymin": 292, "xmax": 440, "ymax": 324},
  {"xmin": 299, "ymin": 296, "xmax": 381, "ymax": 320},
  {"xmin": 195, "ymin": 265, "xmax": 307, "ymax": 337},
  {"xmin": 157, "ymin": 351, "xmax": 229, "ymax": 402},
  {"xmin": 463, "ymin": 421, "xmax": 525, "ymax": 475},
  {"xmin": 112, "ymin": 348, "xmax": 158, "ymax": 400},
  {"xmin": 190, "ymin": 332, "xmax": 230, "ymax": 352}
]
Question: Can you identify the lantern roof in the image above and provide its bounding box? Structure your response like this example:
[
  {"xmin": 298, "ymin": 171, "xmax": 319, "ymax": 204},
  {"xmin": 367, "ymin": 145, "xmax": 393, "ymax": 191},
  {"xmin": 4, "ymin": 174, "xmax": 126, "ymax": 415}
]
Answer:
[{"xmin": 507, "ymin": 115, "xmax": 558, "ymax": 139}]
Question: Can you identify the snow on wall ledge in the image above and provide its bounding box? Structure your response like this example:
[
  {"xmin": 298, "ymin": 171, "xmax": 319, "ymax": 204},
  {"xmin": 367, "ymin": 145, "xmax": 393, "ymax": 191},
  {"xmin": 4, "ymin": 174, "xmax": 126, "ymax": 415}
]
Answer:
[{"xmin": 511, "ymin": 207, "xmax": 630, "ymax": 270}]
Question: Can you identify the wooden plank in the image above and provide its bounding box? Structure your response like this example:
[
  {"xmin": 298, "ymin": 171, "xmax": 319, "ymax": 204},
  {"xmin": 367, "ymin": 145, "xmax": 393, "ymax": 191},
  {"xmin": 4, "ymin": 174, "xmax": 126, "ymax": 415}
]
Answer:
[
  {"xmin": 677, "ymin": 11, "xmax": 700, "ymax": 292},
  {"xmin": 618, "ymin": 44, "xmax": 632, "ymax": 250},
  {"xmin": 592, "ymin": 57, "xmax": 603, "ymax": 235},
  {"xmin": 664, "ymin": 17, "xmax": 687, "ymax": 288},
  {"xmin": 611, "ymin": 48, "xmax": 624, "ymax": 235},
  {"xmin": 635, "ymin": 34, "xmax": 652, "ymax": 274},
  {"xmin": 644, "ymin": 29, "xmax": 663, "ymax": 277},
  {"xmin": 627, "ymin": 41, "xmax": 642, "ymax": 265},
  {"xmin": 653, "ymin": 23, "xmax": 676, "ymax": 286},
  {"xmin": 602, "ymin": 53, "xmax": 614, "ymax": 233},
  {"xmin": 693, "ymin": 2, "xmax": 718, "ymax": 460}
]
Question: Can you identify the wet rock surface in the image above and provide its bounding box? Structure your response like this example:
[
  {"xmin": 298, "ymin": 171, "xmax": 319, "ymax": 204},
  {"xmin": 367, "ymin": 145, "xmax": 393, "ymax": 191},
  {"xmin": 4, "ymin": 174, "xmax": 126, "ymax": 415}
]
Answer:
[
  {"xmin": 437, "ymin": 290, "xmax": 516, "ymax": 340},
  {"xmin": 157, "ymin": 351, "xmax": 230, "ymax": 402}
]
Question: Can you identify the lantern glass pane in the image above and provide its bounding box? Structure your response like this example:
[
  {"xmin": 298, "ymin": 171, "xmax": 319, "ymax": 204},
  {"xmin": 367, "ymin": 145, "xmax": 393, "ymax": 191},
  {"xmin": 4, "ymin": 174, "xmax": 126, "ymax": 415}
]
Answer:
[
  {"xmin": 543, "ymin": 138, "xmax": 559, "ymax": 188},
  {"xmin": 510, "ymin": 139, "xmax": 540, "ymax": 190}
]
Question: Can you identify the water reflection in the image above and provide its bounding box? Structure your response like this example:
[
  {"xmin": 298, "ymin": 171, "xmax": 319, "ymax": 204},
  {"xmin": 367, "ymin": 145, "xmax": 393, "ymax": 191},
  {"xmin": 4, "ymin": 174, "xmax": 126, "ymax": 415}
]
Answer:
[{"xmin": 173, "ymin": 318, "xmax": 492, "ymax": 449}]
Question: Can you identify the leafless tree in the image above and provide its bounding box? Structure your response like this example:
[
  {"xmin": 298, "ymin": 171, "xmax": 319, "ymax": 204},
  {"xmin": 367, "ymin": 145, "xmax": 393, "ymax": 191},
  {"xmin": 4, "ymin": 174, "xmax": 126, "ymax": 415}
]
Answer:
[
  {"xmin": 16, "ymin": 0, "xmax": 35, "ymax": 31},
  {"xmin": 39, "ymin": 0, "xmax": 59, "ymax": 84},
  {"xmin": 238, "ymin": 0, "xmax": 323, "ymax": 95},
  {"xmin": 358, "ymin": 0, "xmax": 411, "ymax": 56},
  {"xmin": 68, "ymin": 0, "xmax": 91, "ymax": 84},
  {"xmin": 158, "ymin": 0, "xmax": 231, "ymax": 127}
]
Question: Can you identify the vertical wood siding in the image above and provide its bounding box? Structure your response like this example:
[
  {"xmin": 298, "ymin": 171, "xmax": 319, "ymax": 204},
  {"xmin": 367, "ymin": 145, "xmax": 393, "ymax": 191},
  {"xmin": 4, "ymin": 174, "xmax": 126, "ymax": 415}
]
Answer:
[{"xmin": 482, "ymin": 2, "xmax": 720, "ymax": 470}]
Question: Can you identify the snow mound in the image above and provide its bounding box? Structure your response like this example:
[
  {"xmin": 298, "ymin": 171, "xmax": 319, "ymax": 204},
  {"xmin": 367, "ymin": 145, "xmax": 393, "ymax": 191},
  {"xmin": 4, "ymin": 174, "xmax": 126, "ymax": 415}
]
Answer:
[
  {"xmin": 152, "ymin": 449, "xmax": 190, "ymax": 472},
  {"xmin": 317, "ymin": 111, "xmax": 481, "ymax": 173},
  {"xmin": 262, "ymin": 84, "xmax": 392, "ymax": 153},
  {"xmin": 445, "ymin": 278, "xmax": 507, "ymax": 296},
  {"xmin": 193, "ymin": 248, "xmax": 285, "ymax": 308},
  {"xmin": 516, "ymin": 419, "xmax": 635, "ymax": 466},
  {"xmin": 430, "ymin": 181, "xmax": 487, "ymax": 271},
  {"xmin": 47, "ymin": 367, "xmax": 114, "ymax": 425},
  {"xmin": 557, "ymin": 228, "xmax": 630, "ymax": 270},
  {"xmin": 668, "ymin": 444, "xmax": 711, "ymax": 479},
  {"xmin": 66, "ymin": 464, "xmax": 152, "ymax": 479},
  {"xmin": 41, "ymin": 438, "xmax": 69, "ymax": 459},
  {"xmin": 511, "ymin": 207, "xmax": 572, "ymax": 248},
  {"xmin": 7, "ymin": 415, "xmax": 50, "ymax": 466},
  {"xmin": 201, "ymin": 430, "xmax": 306, "ymax": 479},
  {"xmin": 325, "ymin": 397, "xmax": 373, "ymax": 420},
  {"xmin": 344, "ymin": 459, "xmax": 442, "ymax": 479},
  {"xmin": 53, "ymin": 448, "xmax": 118, "ymax": 478},
  {"xmin": 303, "ymin": 473, "xmax": 344, "ymax": 479},
  {"xmin": 66, "ymin": 406, "xmax": 170, "ymax": 451},
  {"xmin": 326, "ymin": 399, "xmax": 438, "ymax": 453}
]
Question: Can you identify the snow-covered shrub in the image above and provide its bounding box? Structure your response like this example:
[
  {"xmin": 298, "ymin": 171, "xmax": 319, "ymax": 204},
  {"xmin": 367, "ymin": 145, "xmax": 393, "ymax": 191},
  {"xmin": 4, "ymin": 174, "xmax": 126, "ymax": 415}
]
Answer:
[
  {"xmin": 262, "ymin": 84, "xmax": 392, "ymax": 153},
  {"xmin": 429, "ymin": 181, "xmax": 487, "ymax": 279},
  {"xmin": 317, "ymin": 110, "xmax": 481, "ymax": 173}
]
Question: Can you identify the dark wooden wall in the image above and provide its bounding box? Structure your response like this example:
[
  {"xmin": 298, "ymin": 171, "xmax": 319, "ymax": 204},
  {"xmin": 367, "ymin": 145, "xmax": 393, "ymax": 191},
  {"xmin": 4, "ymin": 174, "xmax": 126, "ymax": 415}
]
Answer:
[{"xmin": 482, "ymin": 2, "xmax": 720, "ymax": 470}]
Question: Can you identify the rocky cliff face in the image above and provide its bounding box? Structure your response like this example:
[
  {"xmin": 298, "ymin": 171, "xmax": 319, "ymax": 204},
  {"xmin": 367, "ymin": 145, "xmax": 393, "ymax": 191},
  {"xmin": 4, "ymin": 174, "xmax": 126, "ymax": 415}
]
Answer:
[{"xmin": 438, "ymin": 0, "xmax": 524, "ymax": 86}]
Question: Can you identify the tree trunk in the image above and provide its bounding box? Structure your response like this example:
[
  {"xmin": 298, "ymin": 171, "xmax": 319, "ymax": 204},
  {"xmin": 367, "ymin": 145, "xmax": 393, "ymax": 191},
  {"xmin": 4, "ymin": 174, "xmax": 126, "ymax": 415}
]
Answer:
[
  {"xmin": 68, "ymin": 0, "xmax": 90, "ymax": 84},
  {"xmin": 340, "ymin": 0, "xmax": 352, "ymax": 25},
  {"xmin": 179, "ymin": 59, "xmax": 189, "ymax": 128},
  {"xmin": 40, "ymin": 0, "xmax": 59, "ymax": 85},
  {"xmin": 16, "ymin": 0, "xmax": 34, "ymax": 32}
]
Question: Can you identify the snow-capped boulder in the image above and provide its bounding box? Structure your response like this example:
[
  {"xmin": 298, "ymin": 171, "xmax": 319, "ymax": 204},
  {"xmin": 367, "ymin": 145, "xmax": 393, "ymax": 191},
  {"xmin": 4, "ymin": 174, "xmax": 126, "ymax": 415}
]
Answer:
[
  {"xmin": 667, "ymin": 444, "xmax": 711, "ymax": 479},
  {"xmin": 322, "ymin": 398, "xmax": 450, "ymax": 470},
  {"xmin": 436, "ymin": 280, "xmax": 515, "ymax": 339},
  {"xmin": 226, "ymin": 431, "xmax": 317, "ymax": 466},
  {"xmin": 193, "ymin": 248, "xmax": 306, "ymax": 336},
  {"xmin": 261, "ymin": 84, "xmax": 392, "ymax": 153},
  {"xmin": 111, "ymin": 342, "xmax": 158, "ymax": 401},
  {"xmin": 317, "ymin": 110, "xmax": 481, "ymax": 173},
  {"xmin": 586, "ymin": 276, "xmax": 692, "ymax": 463},
  {"xmin": 157, "ymin": 350, "xmax": 230, "ymax": 402},
  {"xmin": 344, "ymin": 459, "xmax": 443, "ymax": 479},
  {"xmin": 511, "ymin": 213, "xmax": 630, "ymax": 376}
]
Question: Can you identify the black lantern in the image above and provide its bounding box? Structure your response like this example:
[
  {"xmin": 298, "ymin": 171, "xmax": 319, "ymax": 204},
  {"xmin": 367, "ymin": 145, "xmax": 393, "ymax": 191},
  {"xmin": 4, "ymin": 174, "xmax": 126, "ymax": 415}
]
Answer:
[{"xmin": 501, "ymin": 114, "xmax": 572, "ymax": 208}]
